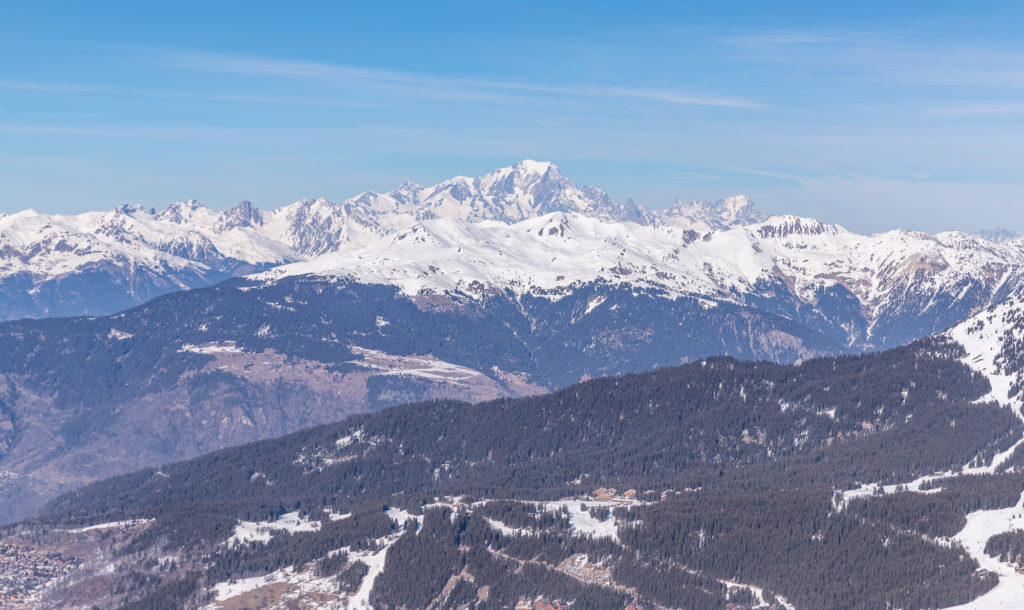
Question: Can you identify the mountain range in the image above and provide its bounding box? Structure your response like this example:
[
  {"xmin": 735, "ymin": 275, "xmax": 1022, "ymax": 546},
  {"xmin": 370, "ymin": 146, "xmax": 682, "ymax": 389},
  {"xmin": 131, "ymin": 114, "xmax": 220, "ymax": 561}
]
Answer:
[
  {"xmin": 4, "ymin": 160, "xmax": 1023, "ymax": 354},
  {"xmin": 0, "ymin": 161, "xmax": 633, "ymax": 320},
  {"xmin": 3, "ymin": 161, "xmax": 1024, "ymax": 524}
]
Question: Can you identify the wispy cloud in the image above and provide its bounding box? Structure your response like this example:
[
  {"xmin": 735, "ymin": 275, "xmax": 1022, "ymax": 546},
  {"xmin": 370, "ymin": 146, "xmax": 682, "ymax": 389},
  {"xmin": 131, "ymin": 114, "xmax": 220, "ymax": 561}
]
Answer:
[
  {"xmin": 924, "ymin": 102, "xmax": 1024, "ymax": 116},
  {"xmin": 157, "ymin": 51, "xmax": 762, "ymax": 109},
  {"xmin": 721, "ymin": 30, "xmax": 847, "ymax": 46},
  {"xmin": 0, "ymin": 124, "xmax": 135, "ymax": 137},
  {"xmin": 0, "ymin": 79, "xmax": 99, "ymax": 93},
  {"xmin": 0, "ymin": 77, "xmax": 446, "ymax": 110},
  {"xmin": 707, "ymin": 164, "xmax": 812, "ymax": 185},
  {"xmin": 719, "ymin": 27, "xmax": 1024, "ymax": 92}
]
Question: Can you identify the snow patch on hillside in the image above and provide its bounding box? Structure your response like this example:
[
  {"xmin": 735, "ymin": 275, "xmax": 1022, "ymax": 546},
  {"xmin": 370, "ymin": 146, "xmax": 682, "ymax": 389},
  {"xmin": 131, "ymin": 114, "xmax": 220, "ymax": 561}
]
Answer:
[
  {"xmin": 542, "ymin": 500, "xmax": 621, "ymax": 541},
  {"xmin": 228, "ymin": 511, "xmax": 321, "ymax": 547},
  {"xmin": 210, "ymin": 507, "xmax": 421, "ymax": 609},
  {"xmin": 178, "ymin": 341, "xmax": 244, "ymax": 355},
  {"xmin": 385, "ymin": 506, "xmax": 422, "ymax": 528},
  {"xmin": 207, "ymin": 564, "xmax": 343, "ymax": 607},
  {"xmin": 348, "ymin": 346, "xmax": 484, "ymax": 382},
  {"xmin": 948, "ymin": 301, "xmax": 1024, "ymax": 414},
  {"xmin": 69, "ymin": 519, "xmax": 151, "ymax": 533},
  {"xmin": 837, "ymin": 473, "xmax": 949, "ymax": 511},
  {"xmin": 945, "ymin": 491, "xmax": 1024, "ymax": 610}
]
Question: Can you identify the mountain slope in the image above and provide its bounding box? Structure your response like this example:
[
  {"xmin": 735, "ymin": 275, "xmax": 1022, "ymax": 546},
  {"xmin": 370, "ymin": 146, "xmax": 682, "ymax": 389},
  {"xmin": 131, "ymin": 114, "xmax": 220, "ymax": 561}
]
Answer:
[
  {"xmin": 0, "ymin": 275, "xmax": 843, "ymax": 524},
  {"xmin": 10, "ymin": 312, "xmax": 1024, "ymax": 609},
  {"xmin": 259, "ymin": 210, "xmax": 1024, "ymax": 349}
]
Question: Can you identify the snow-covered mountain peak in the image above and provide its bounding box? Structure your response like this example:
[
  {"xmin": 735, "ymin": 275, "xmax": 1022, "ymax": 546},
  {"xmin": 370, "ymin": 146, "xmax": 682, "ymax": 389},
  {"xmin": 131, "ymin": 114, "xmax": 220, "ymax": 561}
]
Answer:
[
  {"xmin": 661, "ymin": 195, "xmax": 767, "ymax": 231},
  {"xmin": 342, "ymin": 160, "xmax": 626, "ymax": 225},
  {"xmin": 112, "ymin": 204, "xmax": 147, "ymax": 218},
  {"xmin": 256, "ymin": 210, "xmax": 758, "ymax": 300},
  {"xmin": 510, "ymin": 158, "xmax": 558, "ymax": 177},
  {"xmin": 975, "ymin": 228, "xmax": 1024, "ymax": 244},
  {"xmin": 756, "ymin": 215, "xmax": 842, "ymax": 239},
  {"xmin": 215, "ymin": 201, "xmax": 264, "ymax": 231},
  {"xmin": 471, "ymin": 159, "xmax": 563, "ymax": 192},
  {"xmin": 718, "ymin": 194, "xmax": 763, "ymax": 220},
  {"xmin": 158, "ymin": 199, "xmax": 216, "ymax": 226},
  {"xmin": 390, "ymin": 181, "xmax": 422, "ymax": 200},
  {"xmin": 527, "ymin": 212, "xmax": 577, "ymax": 240}
]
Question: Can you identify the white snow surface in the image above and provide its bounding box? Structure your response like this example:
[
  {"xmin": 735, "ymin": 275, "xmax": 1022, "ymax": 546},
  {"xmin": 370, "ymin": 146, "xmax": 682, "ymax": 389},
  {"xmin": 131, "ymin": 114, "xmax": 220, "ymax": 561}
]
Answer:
[
  {"xmin": 948, "ymin": 300, "xmax": 1024, "ymax": 415},
  {"xmin": 720, "ymin": 579, "xmax": 795, "ymax": 610},
  {"xmin": 385, "ymin": 506, "xmax": 422, "ymax": 528},
  {"xmin": 484, "ymin": 517, "xmax": 538, "ymax": 538},
  {"xmin": 178, "ymin": 341, "xmax": 244, "ymax": 355},
  {"xmin": 68, "ymin": 519, "xmax": 151, "ymax": 533},
  {"xmin": 542, "ymin": 499, "xmax": 622, "ymax": 541},
  {"xmin": 327, "ymin": 507, "xmax": 420, "ymax": 609},
  {"xmin": 207, "ymin": 564, "xmax": 344, "ymax": 607},
  {"xmin": 837, "ymin": 472, "xmax": 949, "ymax": 511},
  {"xmin": 323, "ymin": 509, "xmax": 352, "ymax": 522},
  {"xmin": 228, "ymin": 511, "xmax": 321, "ymax": 547},
  {"xmin": 946, "ymin": 491, "xmax": 1024, "ymax": 610},
  {"xmin": 477, "ymin": 499, "xmax": 627, "ymax": 540}
]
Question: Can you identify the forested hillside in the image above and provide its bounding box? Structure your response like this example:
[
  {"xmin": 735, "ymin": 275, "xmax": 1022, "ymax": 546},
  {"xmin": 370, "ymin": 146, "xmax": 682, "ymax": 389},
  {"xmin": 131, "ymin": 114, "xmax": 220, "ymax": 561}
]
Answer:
[
  {"xmin": 8, "ymin": 335, "xmax": 1021, "ymax": 609},
  {"xmin": 0, "ymin": 275, "xmax": 842, "ymax": 523}
]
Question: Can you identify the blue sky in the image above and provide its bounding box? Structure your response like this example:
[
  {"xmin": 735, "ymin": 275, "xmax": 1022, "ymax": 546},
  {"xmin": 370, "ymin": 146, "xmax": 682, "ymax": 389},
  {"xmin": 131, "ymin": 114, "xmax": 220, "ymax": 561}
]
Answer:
[{"xmin": 4, "ymin": 1, "xmax": 1024, "ymax": 232}]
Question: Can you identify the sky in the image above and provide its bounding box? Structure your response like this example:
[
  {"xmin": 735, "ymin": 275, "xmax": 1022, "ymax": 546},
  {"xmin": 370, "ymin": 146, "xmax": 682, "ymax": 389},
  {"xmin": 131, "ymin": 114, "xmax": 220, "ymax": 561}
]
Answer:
[{"xmin": 3, "ymin": 1, "xmax": 1024, "ymax": 233}]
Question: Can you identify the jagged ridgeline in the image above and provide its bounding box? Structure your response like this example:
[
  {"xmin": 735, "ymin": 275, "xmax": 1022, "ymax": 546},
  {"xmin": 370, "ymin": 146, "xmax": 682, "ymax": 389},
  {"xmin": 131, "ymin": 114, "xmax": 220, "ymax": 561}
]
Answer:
[
  {"xmin": 3, "ymin": 160, "xmax": 1023, "ymax": 354},
  {"xmin": 14, "ymin": 336, "xmax": 1022, "ymax": 609}
]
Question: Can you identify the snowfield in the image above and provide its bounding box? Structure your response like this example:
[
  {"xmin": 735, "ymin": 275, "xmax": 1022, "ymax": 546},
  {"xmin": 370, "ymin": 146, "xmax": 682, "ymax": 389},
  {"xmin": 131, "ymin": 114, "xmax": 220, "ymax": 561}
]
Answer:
[
  {"xmin": 542, "ymin": 499, "xmax": 623, "ymax": 541},
  {"xmin": 946, "ymin": 491, "xmax": 1024, "ymax": 610},
  {"xmin": 227, "ymin": 511, "xmax": 321, "ymax": 547}
]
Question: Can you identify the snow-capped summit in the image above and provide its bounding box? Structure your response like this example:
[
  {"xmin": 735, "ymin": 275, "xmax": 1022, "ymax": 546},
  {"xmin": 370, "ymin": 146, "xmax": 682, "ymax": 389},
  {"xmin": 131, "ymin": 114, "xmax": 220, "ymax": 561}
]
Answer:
[
  {"xmin": 339, "ymin": 160, "xmax": 630, "ymax": 225},
  {"xmin": 660, "ymin": 194, "xmax": 766, "ymax": 231},
  {"xmin": 974, "ymin": 228, "xmax": 1024, "ymax": 244},
  {"xmin": 755, "ymin": 215, "xmax": 840, "ymax": 239},
  {"xmin": 157, "ymin": 199, "xmax": 216, "ymax": 225},
  {"xmin": 215, "ymin": 201, "xmax": 264, "ymax": 231}
]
